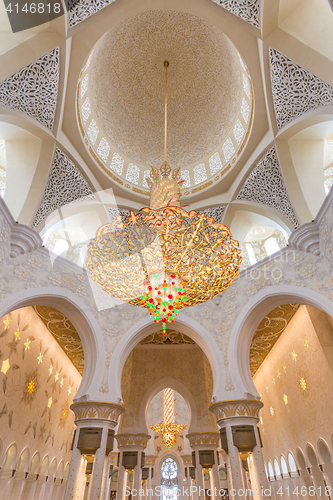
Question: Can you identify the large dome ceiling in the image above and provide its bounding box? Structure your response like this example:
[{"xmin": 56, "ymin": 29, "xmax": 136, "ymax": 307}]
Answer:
[{"xmin": 90, "ymin": 10, "xmax": 241, "ymax": 168}]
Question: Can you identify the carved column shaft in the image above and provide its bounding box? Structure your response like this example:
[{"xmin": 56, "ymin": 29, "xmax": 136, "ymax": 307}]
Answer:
[
  {"xmin": 116, "ymin": 434, "xmax": 151, "ymax": 500},
  {"xmin": 64, "ymin": 401, "xmax": 125, "ymax": 500},
  {"xmin": 210, "ymin": 399, "xmax": 270, "ymax": 500}
]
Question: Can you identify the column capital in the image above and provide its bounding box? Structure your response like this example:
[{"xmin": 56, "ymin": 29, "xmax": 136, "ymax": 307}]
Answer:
[
  {"xmin": 116, "ymin": 433, "xmax": 151, "ymax": 448},
  {"xmin": 186, "ymin": 432, "xmax": 220, "ymax": 448},
  {"xmin": 144, "ymin": 455, "xmax": 157, "ymax": 465},
  {"xmin": 70, "ymin": 401, "xmax": 125, "ymax": 426},
  {"xmin": 181, "ymin": 454, "xmax": 193, "ymax": 465},
  {"xmin": 209, "ymin": 399, "xmax": 263, "ymax": 424}
]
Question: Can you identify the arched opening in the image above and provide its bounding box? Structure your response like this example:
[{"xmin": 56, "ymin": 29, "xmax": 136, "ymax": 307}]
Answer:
[
  {"xmin": 118, "ymin": 326, "xmax": 216, "ymax": 434},
  {"xmin": 109, "ymin": 315, "xmax": 226, "ymax": 403},
  {"xmin": 160, "ymin": 457, "xmax": 179, "ymax": 500},
  {"xmin": 318, "ymin": 439, "xmax": 332, "ymax": 465},
  {"xmin": 240, "ymin": 291, "xmax": 333, "ymax": 494}
]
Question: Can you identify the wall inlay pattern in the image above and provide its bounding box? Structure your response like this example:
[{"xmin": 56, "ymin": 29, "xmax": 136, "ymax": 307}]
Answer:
[
  {"xmin": 199, "ymin": 207, "xmax": 225, "ymax": 225},
  {"xmin": 236, "ymin": 147, "xmax": 299, "ymax": 227},
  {"xmin": 68, "ymin": 0, "xmax": 116, "ymax": 28},
  {"xmin": 32, "ymin": 147, "xmax": 94, "ymax": 228},
  {"xmin": 269, "ymin": 48, "xmax": 333, "ymax": 130},
  {"xmin": 34, "ymin": 306, "xmax": 84, "ymax": 375},
  {"xmin": 140, "ymin": 329, "xmax": 195, "ymax": 345},
  {"xmin": 249, "ymin": 304, "xmax": 300, "ymax": 376},
  {"xmin": 0, "ymin": 48, "xmax": 59, "ymax": 130},
  {"xmin": 211, "ymin": 0, "xmax": 260, "ymax": 28}
]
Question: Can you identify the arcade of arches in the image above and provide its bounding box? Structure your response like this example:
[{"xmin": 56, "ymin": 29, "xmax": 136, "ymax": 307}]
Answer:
[{"xmin": 1, "ymin": 0, "xmax": 333, "ymax": 500}]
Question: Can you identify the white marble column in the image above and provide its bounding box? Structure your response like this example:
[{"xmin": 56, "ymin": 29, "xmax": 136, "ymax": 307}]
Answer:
[
  {"xmin": 116, "ymin": 434, "xmax": 151, "ymax": 500},
  {"xmin": 210, "ymin": 399, "xmax": 271, "ymax": 500},
  {"xmin": 64, "ymin": 401, "xmax": 125, "ymax": 500}
]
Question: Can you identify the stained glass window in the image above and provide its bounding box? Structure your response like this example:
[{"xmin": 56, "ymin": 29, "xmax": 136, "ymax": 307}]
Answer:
[
  {"xmin": 126, "ymin": 163, "xmax": 140, "ymax": 185},
  {"xmin": 80, "ymin": 74, "xmax": 89, "ymax": 99},
  {"xmin": 161, "ymin": 458, "xmax": 178, "ymax": 480},
  {"xmin": 243, "ymin": 74, "xmax": 251, "ymax": 100},
  {"xmin": 142, "ymin": 169, "xmax": 151, "ymax": 188},
  {"xmin": 222, "ymin": 138, "xmax": 235, "ymax": 162},
  {"xmin": 180, "ymin": 170, "xmax": 190, "ymax": 188},
  {"xmin": 194, "ymin": 163, "xmax": 207, "ymax": 185},
  {"xmin": 81, "ymin": 97, "xmax": 91, "ymax": 124},
  {"xmin": 86, "ymin": 119, "xmax": 99, "ymax": 146},
  {"xmin": 233, "ymin": 119, "xmax": 245, "ymax": 145},
  {"xmin": 209, "ymin": 152, "xmax": 223, "ymax": 176},
  {"xmin": 97, "ymin": 138, "xmax": 110, "ymax": 163},
  {"xmin": 109, "ymin": 153, "xmax": 124, "ymax": 176},
  {"xmin": 241, "ymin": 98, "xmax": 250, "ymax": 124}
]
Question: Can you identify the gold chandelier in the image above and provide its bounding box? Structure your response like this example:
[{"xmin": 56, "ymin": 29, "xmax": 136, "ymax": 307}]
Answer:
[
  {"xmin": 151, "ymin": 388, "xmax": 187, "ymax": 451},
  {"xmin": 86, "ymin": 61, "xmax": 242, "ymax": 329}
]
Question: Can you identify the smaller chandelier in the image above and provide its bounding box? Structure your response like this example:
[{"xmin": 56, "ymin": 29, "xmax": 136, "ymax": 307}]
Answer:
[{"xmin": 151, "ymin": 388, "xmax": 187, "ymax": 451}]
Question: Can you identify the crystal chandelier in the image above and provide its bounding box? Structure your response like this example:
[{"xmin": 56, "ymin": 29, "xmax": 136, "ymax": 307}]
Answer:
[
  {"xmin": 86, "ymin": 62, "xmax": 242, "ymax": 329},
  {"xmin": 151, "ymin": 388, "xmax": 187, "ymax": 451}
]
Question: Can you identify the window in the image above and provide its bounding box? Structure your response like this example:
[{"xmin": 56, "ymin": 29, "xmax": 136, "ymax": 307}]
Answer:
[
  {"xmin": 264, "ymin": 237, "xmax": 280, "ymax": 256},
  {"xmin": 142, "ymin": 169, "xmax": 151, "ymax": 188},
  {"xmin": 180, "ymin": 170, "xmax": 191, "ymax": 188},
  {"xmin": 0, "ymin": 138, "xmax": 6, "ymax": 198},
  {"xmin": 268, "ymin": 461, "xmax": 274, "ymax": 480},
  {"xmin": 86, "ymin": 119, "xmax": 99, "ymax": 146},
  {"xmin": 233, "ymin": 119, "xmax": 245, "ymax": 145},
  {"xmin": 80, "ymin": 74, "xmax": 89, "ymax": 99},
  {"xmin": 81, "ymin": 97, "xmax": 91, "ymax": 123},
  {"xmin": 274, "ymin": 458, "xmax": 281, "ymax": 479},
  {"xmin": 246, "ymin": 243, "xmax": 256, "ymax": 265},
  {"xmin": 161, "ymin": 458, "xmax": 178, "ymax": 500},
  {"xmin": 280, "ymin": 456, "xmax": 289, "ymax": 478},
  {"xmin": 288, "ymin": 453, "xmax": 297, "ymax": 475},
  {"xmin": 209, "ymin": 153, "xmax": 223, "ymax": 176},
  {"xmin": 97, "ymin": 138, "xmax": 110, "ymax": 163},
  {"xmin": 110, "ymin": 153, "xmax": 124, "ymax": 176},
  {"xmin": 194, "ymin": 164, "xmax": 207, "ymax": 185},
  {"xmin": 222, "ymin": 138, "xmax": 235, "ymax": 163},
  {"xmin": 126, "ymin": 163, "xmax": 140, "ymax": 185},
  {"xmin": 241, "ymin": 98, "xmax": 250, "ymax": 124}
]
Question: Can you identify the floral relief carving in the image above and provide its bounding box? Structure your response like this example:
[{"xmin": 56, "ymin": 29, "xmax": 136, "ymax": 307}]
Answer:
[
  {"xmin": 236, "ymin": 147, "xmax": 299, "ymax": 227},
  {"xmin": 71, "ymin": 401, "xmax": 125, "ymax": 424},
  {"xmin": 269, "ymin": 48, "xmax": 333, "ymax": 130},
  {"xmin": 0, "ymin": 48, "xmax": 59, "ymax": 130},
  {"xmin": 209, "ymin": 399, "xmax": 263, "ymax": 422},
  {"xmin": 186, "ymin": 432, "xmax": 220, "ymax": 446},
  {"xmin": 32, "ymin": 147, "xmax": 94, "ymax": 228},
  {"xmin": 211, "ymin": 0, "xmax": 260, "ymax": 28}
]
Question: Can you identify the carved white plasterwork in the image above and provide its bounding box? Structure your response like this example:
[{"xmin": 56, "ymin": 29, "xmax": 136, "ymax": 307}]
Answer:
[
  {"xmin": 199, "ymin": 206, "xmax": 225, "ymax": 225},
  {"xmin": 269, "ymin": 48, "xmax": 333, "ymax": 130},
  {"xmin": 68, "ymin": 0, "xmax": 116, "ymax": 28},
  {"xmin": 91, "ymin": 10, "xmax": 241, "ymax": 167},
  {"xmin": 211, "ymin": 0, "xmax": 260, "ymax": 28},
  {"xmin": 32, "ymin": 147, "xmax": 94, "ymax": 228},
  {"xmin": 0, "ymin": 48, "xmax": 59, "ymax": 130},
  {"xmin": 236, "ymin": 147, "xmax": 299, "ymax": 227}
]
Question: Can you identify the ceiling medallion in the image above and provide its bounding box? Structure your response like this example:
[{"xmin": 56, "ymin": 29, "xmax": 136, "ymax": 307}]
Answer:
[
  {"xmin": 151, "ymin": 388, "xmax": 187, "ymax": 451},
  {"xmin": 86, "ymin": 62, "xmax": 242, "ymax": 330}
]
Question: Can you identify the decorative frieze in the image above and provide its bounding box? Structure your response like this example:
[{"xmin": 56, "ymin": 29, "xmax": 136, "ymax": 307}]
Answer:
[
  {"xmin": 211, "ymin": 0, "xmax": 260, "ymax": 28},
  {"xmin": 209, "ymin": 399, "xmax": 263, "ymax": 423},
  {"xmin": 116, "ymin": 433, "xmax": 151, "ymax": 448},
  {"xmin": 70, "ymin": 401, "xmax": 125, "ymax": 425},
  {"xmin": 0, "ymin": 48, "xmax": 59, "ymax": 130},
  {"xmin": 32, "ymin": 147, "xmax": 94, "ymax": 228},
  {"xmin": 186, "ymin": 432, "xmax": 220, "ymax": 447},
  {"xmin": 236, "ymin": 147, "xmax": 299, "ymax": 228},
  {"xmin": 269, "ymin": 47, "xmax": 333, "ymax": 130}
]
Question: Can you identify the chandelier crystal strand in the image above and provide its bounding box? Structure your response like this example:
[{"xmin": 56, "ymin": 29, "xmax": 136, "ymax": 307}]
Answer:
[
  {"xmin": 86, "ymin": 61, "xmax": 242, "ymax": 328},
  {"xmin": 151, "ymin": 388, "xmax": 187, "ymax": 451}
]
